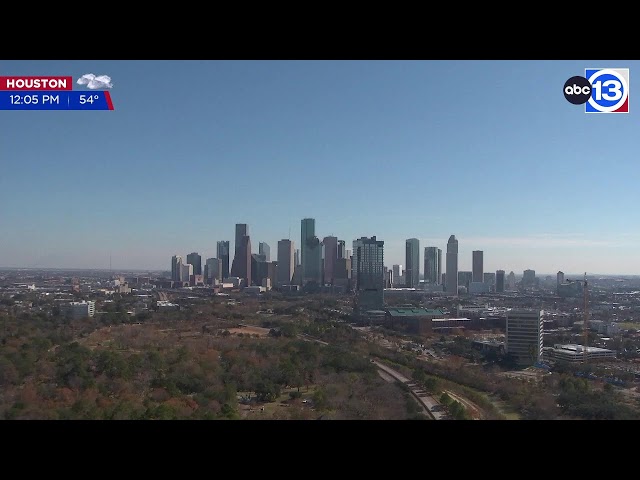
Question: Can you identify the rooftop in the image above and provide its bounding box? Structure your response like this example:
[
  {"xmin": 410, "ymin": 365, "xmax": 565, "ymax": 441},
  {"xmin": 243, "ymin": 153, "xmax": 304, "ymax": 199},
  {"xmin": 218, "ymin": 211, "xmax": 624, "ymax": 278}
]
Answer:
[
  {"xmin": 386, "ymin": 308, "xmax": 444, "ymax": 317},
  {"xmin": 550, "ymin": 344, "xmax": 615, "ymax": 354}
]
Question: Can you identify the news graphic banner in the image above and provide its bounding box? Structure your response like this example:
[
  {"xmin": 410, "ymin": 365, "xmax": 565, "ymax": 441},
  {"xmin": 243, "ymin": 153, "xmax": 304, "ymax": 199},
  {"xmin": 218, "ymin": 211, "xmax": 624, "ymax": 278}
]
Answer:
[
  {"xmin": 563, "ymin": 68, "xmax": 629, "ymax": 113},
  {"xmin": 0, "ymin": 74, "xmax": 115, "ymax": 111}
]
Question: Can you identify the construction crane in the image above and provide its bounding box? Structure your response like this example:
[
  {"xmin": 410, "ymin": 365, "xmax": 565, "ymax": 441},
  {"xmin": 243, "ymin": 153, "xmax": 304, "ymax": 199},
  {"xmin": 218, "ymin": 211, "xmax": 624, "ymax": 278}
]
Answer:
[
  {"xmin": 582, "ymin": 272, "xmax": 589, "ymax": 365},
  {"xmin": 567, "ymin": 273, "xmax": 589, "ymax": 364}
]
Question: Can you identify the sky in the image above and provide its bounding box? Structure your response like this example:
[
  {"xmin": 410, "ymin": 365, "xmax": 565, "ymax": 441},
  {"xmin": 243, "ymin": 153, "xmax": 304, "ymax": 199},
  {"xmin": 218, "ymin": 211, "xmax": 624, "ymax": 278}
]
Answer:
[{"xmin": 1, "ymin": 60, "xmax": 639, "ymax": 275}]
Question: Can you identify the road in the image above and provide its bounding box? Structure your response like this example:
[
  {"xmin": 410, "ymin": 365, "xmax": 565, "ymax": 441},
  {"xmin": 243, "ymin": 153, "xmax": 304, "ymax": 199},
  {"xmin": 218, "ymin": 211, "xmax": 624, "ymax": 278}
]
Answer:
[{"xmin": 372, "ymin": 360, "xmax": 446, "ymax": 420}]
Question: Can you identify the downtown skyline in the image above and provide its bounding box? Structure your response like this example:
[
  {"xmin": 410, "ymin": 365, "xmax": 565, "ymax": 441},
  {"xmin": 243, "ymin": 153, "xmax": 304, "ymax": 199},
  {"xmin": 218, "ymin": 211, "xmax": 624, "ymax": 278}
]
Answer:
[{"xmin": 2, "ymin": 60, "xmax": 640, "ymax": 274}]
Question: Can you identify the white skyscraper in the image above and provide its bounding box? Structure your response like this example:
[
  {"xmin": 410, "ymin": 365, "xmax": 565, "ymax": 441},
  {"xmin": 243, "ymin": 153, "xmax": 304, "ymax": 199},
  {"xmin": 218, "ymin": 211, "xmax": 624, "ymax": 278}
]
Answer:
[{"xmin": 180, "ymin": 263, "xmax": 193, "ymax": 283}]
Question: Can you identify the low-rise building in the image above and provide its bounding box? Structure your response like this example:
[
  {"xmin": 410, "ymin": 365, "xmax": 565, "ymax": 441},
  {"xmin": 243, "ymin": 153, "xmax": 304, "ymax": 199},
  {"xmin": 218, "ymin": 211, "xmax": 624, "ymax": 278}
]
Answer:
[
  {"xmin": 60, "ymin": 300, "xmax": 95, "ymax": 320},
  {"xmin": 544, "ymin": 344, "xmax": 616, "ymax": 363},
  {"xmin": 385, "ymin": 308, "xmax": 445, "ymax": 334}
]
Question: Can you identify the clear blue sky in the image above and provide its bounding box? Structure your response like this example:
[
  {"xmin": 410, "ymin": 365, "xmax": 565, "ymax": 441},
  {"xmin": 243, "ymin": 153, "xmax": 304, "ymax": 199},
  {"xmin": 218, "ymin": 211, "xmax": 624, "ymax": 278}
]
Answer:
[{"xmin": 1, "ymin": 60, "xmax": 638, "ymax": 275}]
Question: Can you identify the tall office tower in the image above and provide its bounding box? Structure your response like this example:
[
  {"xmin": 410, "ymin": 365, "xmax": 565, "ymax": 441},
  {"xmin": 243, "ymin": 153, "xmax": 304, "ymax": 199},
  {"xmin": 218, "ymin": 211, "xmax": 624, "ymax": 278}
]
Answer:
[
  {"xmin": 496, "ymin": 270, "xmax": 505, "ymax": 292},
  {"xmin": 259, "ymin": 242, "xmax": 270, "ymax": 262},
  {"xmin": 301, "ymin": 218, "xmax": 314, "ymax": 273},
  {"xmin": 231, "ymin": 224, "xmax": 249, "ymax": 281},
  {"xmin": 557, "ymin": 271, "xmax": 565, "ymax": 292},
  {"xmin": 334, "ymin": 257, "xmax": 352, "ymax": 291},
  {"xmin": 231, "ymin": 235, "xmax": 252, "ymax": 286},
  {"xmin": 437, "ymin": 248, "xmax": 442, "ymax": 285},
  {"xmin": 522, "ymin": 269, "xmax": 536, "ymax": 287},
  {"xmin": 446, "ymin": 235, "xmax": 459, "ymax": 294},
  {"xmin": 483, "ymin": 272, "xmax": 496, "ymax": 286},
  {"xmin": 405, "ymin": 238, "xmax": 420, "ymax": 288},
  {"xmin": 337, "ymin": 240, "xmax": 346, "ymax": 259},
  {"xmin": 322, "ymin": 236, "xmax": 338, "ymax": 285},
  {"xmin": 458, "ymin": 271, "xmax": 473, "ymax": 290},
  {"xmin": 186, "ymin": 252, "xmax": 202, "ymax": 276},
  {"xmin": 507, "ymin": 271, "xmax": 516, "ymax": 290},
  {"xmin": 352, "ymin": 236, "xmax": 385, "ymax": 312},
  {"xmin": 205, "ymin": 257, "xmax": 222, "ymax": 283},
  {"xmin": 392, "ymin": 264, "xmax": 403, "ymax": 279},
  {"xmin": 251, "ymin": 254, "xmax": 268, "ymax": 286},
  {"xmin": 346, "ymin": 249, "xmax": 351, "ymax": 260},
  {"xmin": 277, "ymin": 239, "xmax": 295, "ymax": 286},
  {"xmin": 383, "ymin": 266, "xmax": 390, "ymax": 288},
  {"xmin": 294, "ymin": 249, "xmax": 300, "ymax": 267},
  {"xmin": 472, "ymin": 251, "xmax": 484, "ymax": 283},
  {"xmin": 180, "ymin": 263, "xmax": 193, "ymax": 283},
  {"xmin": 506, "ymin": 309, "xmax": 544, "ymax": 366},
  {"xmin": 424, "ymin": 246, "xmax": 440, "ymax": 284},
  {"xmin": 386, "ymin": 268, "xmax": 393, "ymax": 288},
  {"xmin": 171, "ymin": 255, "xmax": 183, "ymax": 282},
  {"xmin": 235, "ymin": 224, "xmax": 248, "ymax": 254},
  {"xmin": 217, "ymin": 241, "xmax": 230, "ymax": 280},
  {"xmin": 301, "ymin": 218, "xmax": 321, "ymax": 285}
]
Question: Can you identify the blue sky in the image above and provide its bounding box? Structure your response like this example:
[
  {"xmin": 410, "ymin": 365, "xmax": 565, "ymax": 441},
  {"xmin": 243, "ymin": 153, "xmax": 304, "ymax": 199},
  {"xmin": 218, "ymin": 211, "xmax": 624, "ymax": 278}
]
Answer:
[{"xmin": 1, "ymin": 60, "xmax": 638, "ymax": 275}]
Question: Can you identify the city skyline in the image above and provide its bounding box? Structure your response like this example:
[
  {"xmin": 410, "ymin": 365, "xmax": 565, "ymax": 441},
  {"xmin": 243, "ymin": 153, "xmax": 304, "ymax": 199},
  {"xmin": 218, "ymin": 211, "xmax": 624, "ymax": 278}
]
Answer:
[{"xmin": 2, "ymin": 60, "xmax": 640, "ymax": 274}]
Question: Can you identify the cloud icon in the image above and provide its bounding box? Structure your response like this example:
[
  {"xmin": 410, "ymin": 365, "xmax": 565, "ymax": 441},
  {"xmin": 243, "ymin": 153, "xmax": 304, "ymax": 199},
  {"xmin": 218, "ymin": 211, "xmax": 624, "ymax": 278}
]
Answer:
[{"xmin": 77, "ymin": 73, "xmax": 113, "ymax": 89}]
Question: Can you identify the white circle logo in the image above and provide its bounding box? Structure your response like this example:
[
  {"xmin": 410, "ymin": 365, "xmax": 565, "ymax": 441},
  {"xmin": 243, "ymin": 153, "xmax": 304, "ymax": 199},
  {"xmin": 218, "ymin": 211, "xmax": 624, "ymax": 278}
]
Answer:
[{"xmin": 586, "ymin": 69, "xmax": 628, "ymax": 113}]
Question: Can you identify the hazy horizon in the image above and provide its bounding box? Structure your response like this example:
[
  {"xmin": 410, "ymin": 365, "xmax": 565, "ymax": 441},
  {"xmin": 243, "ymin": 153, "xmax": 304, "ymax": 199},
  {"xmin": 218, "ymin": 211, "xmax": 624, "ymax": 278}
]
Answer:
[{"xmin": 2, "ymin": 60, "xmax": 639, "ymax": 275}]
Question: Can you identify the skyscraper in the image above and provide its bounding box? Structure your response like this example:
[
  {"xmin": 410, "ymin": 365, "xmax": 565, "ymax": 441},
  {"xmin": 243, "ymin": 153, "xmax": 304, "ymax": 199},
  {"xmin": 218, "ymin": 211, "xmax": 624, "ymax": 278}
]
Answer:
[
  {"xmin": 458, "ymin": 271, "xmax": 473, "ymax": 290},
  {"xmin": 496, "ymin": 270, "xmax": 505, "ymax": 292},
  {"xmin": 507, "ymin": 271, "xmax": 516, "ymax": 291},
  {"xmin": 180, "ymin": 263, "xmax": 193, "ymax": 283},
  {"xmin": 235, "ymin": 224, "xmax": 248, "ymax": 254},
  {"xmin": 217, "ymin": 241, "xmax": 230, "ymax": 280},
  {"xmin": 322, "ymin": 236, "xmax": 338, "ymax": 285},
  {"xmin": 472, "ymin": 250, "xmax": 483, "ymax": 283},
  {"xmin": 301, "ymin": 218, "xmax": 321, "ymax": 285},
  {"xmin": 277, "ymin": 239, "xmax": 295, "ymax": 286},
  {"xmin": 557, "ymin": 271, "xmax": 565, "ymax": 293},
  {"xmin": 294, "ymin": 249, "xmax": 300, "ymax": 267},
  {"xmin": 446, "ymin": 235, "xmax": 459, "ymax": 294},
  {"xmin": 231, "ymin": 235, "xmax": 252, "ymax": 286},
  {"xmin": 405, "ymin": 238, "xmax": 420, "ymax": 288},
  {"xmin": 483, "ymin": 272, "xmax": 496, "ymax": 286},
  {"xmin": 205, "ymin": 257, "xmax": 222, "ymax": 283},
  {"xmin": 522, "ymin": 269, "xmax": 536, "ymax": 287},
  {"xmin": 251, "ymin": 253, "xmax": 268, "ymax": 286},
  {"xmin": 186, "ymin": 252, "xmax": 202, "ymax": 276},
  {"xmin": 171, "ymin": 255, "xmax": 182, "ymax": 282},
  {"xmin": 392, "ymin": 264, "xmax": 403, "ymax": 278},
  {"xmin": 437, "ymin": 248, "xmax": 442, "ymax": 285},
  {"xmin": 259, "ymin": 242, "xmax": 270, "ymax": 262},
  {"xmin": 424, "ymin": 247, "xmax": 440, "ymax": 284},
  {"xmin": 337, "ymin": 240, "xmax": 346, "ymax": 259},
  {"xmin": 301, "ymin": 218, "xmax": 314, "ymax": 273},
  {"xmin": 352, "ymin": 236, "xmax": 385, "ymax": 312},
  {"xmin": 231, "ymin": 224, "xmax": 249, "ymax": 284}
]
